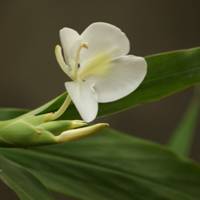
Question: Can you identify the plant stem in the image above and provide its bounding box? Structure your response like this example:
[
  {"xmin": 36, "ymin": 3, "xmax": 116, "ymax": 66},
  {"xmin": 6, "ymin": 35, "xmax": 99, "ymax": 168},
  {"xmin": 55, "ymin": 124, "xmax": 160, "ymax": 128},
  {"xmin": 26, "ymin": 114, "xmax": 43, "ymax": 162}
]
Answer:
[{"xmin": 50, "ymin": 95, "xmax": 71, "ymax": 120}]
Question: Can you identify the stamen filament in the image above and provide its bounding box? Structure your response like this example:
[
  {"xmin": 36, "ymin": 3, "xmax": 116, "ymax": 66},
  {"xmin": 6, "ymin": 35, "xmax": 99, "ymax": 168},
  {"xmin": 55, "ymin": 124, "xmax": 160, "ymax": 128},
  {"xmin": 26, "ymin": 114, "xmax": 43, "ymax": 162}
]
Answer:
[
  {"xmin": 75, "ymin": 43, "xmax": 88, "ymax": 66},
  {"xmin": 71, "ymin": 43, "xmax": 88, "ymax": 80},
  {"xmin": 55, "ymin": 45, "xmax": 71, "ymax": 77}
]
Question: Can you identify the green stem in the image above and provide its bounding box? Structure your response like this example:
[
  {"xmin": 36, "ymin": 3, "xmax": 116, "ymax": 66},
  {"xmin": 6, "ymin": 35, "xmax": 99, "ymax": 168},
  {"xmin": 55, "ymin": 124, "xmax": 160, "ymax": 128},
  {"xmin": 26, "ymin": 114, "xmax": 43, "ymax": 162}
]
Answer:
[{"xmin": 50, "ymin": 95, "xmax": 71, "ymax": 120}]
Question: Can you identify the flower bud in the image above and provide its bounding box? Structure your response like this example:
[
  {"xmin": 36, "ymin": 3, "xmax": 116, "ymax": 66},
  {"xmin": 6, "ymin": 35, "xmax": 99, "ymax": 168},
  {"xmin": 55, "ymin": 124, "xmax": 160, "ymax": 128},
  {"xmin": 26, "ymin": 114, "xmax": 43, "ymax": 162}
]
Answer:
[
  {"xmin": 55, "ymin": 123, "xmax": 109, "ymax": 143},
  {"xmin": 0, "ymin": 114, "xmax": 108, "ymax": 147}
]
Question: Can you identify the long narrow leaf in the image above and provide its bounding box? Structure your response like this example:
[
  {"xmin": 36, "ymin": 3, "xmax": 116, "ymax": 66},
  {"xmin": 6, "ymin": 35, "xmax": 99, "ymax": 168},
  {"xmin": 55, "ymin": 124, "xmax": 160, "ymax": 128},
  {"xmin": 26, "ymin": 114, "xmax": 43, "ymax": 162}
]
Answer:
[
  {"xmin": 1, "ymin": 128, "xmax": 200, "ymax": 200},
  {"xmin": 168, "ymin": 88, "xmax": 200, "ymax": 156},
  {"xmin": 0, "ymin": 155, "xmax": 54, "ymax": 200},
  {"xmin": 0, "ymin": 108, "xmax": 28, "ymax": 120}
]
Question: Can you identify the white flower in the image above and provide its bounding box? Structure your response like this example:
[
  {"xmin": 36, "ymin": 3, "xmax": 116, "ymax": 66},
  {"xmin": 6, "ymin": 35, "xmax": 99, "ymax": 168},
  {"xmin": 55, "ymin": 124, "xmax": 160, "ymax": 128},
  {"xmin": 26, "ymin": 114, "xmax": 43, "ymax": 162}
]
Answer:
[{"xmin": 55, "ymin": 22, "xmax": 147, "ymax": 122}]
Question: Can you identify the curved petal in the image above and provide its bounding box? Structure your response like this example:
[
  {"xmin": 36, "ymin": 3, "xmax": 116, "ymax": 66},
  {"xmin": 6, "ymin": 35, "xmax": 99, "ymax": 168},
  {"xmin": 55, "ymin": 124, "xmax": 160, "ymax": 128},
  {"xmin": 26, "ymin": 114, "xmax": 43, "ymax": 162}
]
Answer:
[
  {"xmin": 88, "ymin": 55, "xmax": 147, "ymax": 103},
  {"xmin": 80, "ymin": 22, "xmax": 130, "ymax": 66},
  {"xmin": 60, "ymin": 27, "xmax": 81, "ymax": 65},
  {"xmin": 65, "ymin": 81, "xmax": 98, "ymax": 122}
]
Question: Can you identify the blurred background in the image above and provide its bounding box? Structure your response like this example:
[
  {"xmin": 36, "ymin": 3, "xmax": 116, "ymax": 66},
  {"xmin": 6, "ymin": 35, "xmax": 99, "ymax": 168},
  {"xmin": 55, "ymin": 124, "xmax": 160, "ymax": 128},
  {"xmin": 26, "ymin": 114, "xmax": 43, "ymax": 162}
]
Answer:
[{"xmin": 0, "ymin": 0, "xmax": 200, "ymax": 199}]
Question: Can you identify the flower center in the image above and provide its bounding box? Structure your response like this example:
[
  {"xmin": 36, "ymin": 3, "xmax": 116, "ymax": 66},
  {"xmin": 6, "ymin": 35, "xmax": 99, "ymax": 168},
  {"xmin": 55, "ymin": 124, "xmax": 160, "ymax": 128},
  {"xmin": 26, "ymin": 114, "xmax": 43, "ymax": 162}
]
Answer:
[{"xmin": 78, "ymin": 52, "xmax": 112, "ymax": 81}]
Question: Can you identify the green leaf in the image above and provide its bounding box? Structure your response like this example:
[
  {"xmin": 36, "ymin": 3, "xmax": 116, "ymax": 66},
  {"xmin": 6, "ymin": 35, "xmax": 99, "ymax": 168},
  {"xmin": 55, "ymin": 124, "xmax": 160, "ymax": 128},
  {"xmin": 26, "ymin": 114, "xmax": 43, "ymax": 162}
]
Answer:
[
  {"xmin": 1, "ymin": 47, "xmax": 200, "ymax": 200},
  {"xmin": 168, "ymin": 88, "xmax": 200, "ymax": 156},
  {"xmin": 1, "ymin": 128, "xmax": 200, "ymax": 200},
  {"xmin": 27, "ymin": 47, "xmax": 200, "ymax": 119},
  {"xmin": 0, "ymin": 108, "xmax": 28, "ymax": 120},
  {"xmin": 0, "ymin": 155, "xmax": 54, "ymax": 200}
]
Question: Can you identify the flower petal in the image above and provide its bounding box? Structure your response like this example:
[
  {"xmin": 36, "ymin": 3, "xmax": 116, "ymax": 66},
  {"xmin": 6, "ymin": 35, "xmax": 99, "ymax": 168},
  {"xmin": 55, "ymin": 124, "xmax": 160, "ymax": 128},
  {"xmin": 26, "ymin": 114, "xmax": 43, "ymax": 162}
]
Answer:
[
  {"xmin": 88, "ymin": 55, "xmax": 147, "ymax": 103},
  {"xmin": 80, "ymin": 22, "xmax": 130, "ymax": 65},
  {"xmin": 65, "ymin": 81, "xmax": 98, "ymax": 122},
  {"xmin": 60, "ymin": 27, "xmax": 81, "ymax": 65}
]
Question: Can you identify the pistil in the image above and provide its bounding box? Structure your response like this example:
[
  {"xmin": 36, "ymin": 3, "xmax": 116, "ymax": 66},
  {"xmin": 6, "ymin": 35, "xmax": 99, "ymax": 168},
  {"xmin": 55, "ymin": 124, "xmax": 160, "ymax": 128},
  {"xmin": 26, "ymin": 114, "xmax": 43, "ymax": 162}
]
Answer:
[{"xmin": 71, "ymin": 43, "xmax": 88, "ymax": 80}]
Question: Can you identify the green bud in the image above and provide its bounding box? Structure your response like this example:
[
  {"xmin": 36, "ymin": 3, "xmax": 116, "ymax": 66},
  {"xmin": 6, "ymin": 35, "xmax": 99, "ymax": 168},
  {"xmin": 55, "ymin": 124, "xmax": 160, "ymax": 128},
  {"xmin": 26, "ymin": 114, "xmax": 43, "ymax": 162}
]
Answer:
[
  {"xmin": 55, "ymin": 123, "xmax": 109, "ymax": 143},
  {"xmin": 0, "ymin": 114, "xmax": 108, "ymax": 147},
  {"xmin": 38, "ymin": 120, "xmax": 87, "ymax": 135}
]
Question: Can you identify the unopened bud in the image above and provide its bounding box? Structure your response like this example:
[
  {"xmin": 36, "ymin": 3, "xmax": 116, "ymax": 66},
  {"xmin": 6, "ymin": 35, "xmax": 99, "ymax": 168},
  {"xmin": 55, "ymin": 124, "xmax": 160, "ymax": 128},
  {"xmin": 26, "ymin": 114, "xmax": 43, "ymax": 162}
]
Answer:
[
  {"xmin": 0, "ymin": 114, "xmax": 108, "ymax": 147},
  {"xmin": 56, "ymin": 123, "xmax": 109, "ymax": 143}
]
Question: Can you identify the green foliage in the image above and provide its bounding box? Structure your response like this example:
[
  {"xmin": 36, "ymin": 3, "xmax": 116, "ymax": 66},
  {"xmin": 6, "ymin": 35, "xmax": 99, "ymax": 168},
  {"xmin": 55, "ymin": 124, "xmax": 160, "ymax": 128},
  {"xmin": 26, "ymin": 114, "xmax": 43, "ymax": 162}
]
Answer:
[
  {"xmin": 0, "ymin": 47, "xmax": 200, "ymax": 200},
  {"xmin": 0, "ymin": 108, "xmax": 27, "ymax": 121},
  {"xmin": 168, "ymin": 88, "xmax": 200, "ymax": 156},
  {"xmin": 0, "ymin": 155, "xmax": 53, "ymax": 200},
  {"xmin": 1, "ymin": 128, "xmax": 200, "ymax": 200}
]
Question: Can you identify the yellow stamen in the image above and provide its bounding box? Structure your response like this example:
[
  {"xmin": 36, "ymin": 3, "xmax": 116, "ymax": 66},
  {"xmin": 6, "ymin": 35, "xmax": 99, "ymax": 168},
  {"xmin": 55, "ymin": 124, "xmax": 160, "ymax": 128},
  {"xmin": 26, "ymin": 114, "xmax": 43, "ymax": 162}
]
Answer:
[{"xmin": 75, "ymin": 43, "xmax": 88, "ymax": 64}]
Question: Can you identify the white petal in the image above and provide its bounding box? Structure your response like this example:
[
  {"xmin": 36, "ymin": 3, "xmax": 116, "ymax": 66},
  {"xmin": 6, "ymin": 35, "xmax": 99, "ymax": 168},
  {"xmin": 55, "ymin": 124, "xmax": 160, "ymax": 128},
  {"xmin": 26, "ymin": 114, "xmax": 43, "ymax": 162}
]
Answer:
[
  {"xmin": 65, "ymin": 81, "xmax": 98, "ymax": 122},
  {"xmin": 59, "ymin": 27, "xmax": 81, "ymax": 65},
  {"xmin": 80, "ymin": 22, "xmax": 130, "ymax": 65},
  {"xmin": 88, "ymin": 55, "xmax": 147, "ymax": 103}
]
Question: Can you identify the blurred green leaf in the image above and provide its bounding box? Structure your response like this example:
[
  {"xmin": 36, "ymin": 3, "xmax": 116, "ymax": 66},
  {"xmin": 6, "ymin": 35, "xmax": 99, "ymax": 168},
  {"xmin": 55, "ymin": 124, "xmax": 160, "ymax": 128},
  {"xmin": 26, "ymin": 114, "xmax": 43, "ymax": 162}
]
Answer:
[
  {"xmin": 168, "ymin": 88, "xmax": 200, "ymax": 156},
  {"xmin": 0, "ymin": 155, "xmax": 53, "ymax": 200},
  {"xmin": 0, "ymin": 108, "xmax": 28, "ymax": 120},
  {"xmin": 1, "ymin": 128, "xmax": 200, "ymax": 200},
  {"xmin": 26, "ymin": 47, "xmax": 200, "ymax": 119}
]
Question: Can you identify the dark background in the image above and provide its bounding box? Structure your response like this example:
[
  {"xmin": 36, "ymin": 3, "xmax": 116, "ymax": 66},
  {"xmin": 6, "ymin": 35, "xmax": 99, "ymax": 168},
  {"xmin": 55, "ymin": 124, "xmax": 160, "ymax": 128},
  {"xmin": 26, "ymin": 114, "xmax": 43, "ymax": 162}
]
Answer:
[{"xmin": 0, "ymin": 0, "xmax": 200, "ymax": 199}]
